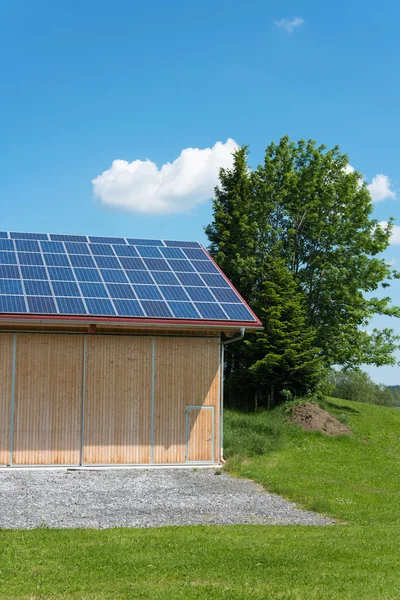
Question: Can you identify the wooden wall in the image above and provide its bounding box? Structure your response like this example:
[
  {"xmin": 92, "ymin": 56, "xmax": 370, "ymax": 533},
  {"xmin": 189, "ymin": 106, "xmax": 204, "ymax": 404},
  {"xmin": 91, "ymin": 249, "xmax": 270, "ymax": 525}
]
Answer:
[
  {"xmin": 84, "ymin": 336, "xmax": 152, "ymax": 464},
  {"xmin": 0, "ymin": 334, "xmax": 13, "ymax": 464},
  {"xmin": 13, "ymin": 334, "xmax": 83, "ymax": 465},
  {"xmin": 153, "ymin": 337, "xmax": 220, "ymax": 463},
  {"xmin": 0, "ymin": 332, "xmax": 220, "ymax": 466}
]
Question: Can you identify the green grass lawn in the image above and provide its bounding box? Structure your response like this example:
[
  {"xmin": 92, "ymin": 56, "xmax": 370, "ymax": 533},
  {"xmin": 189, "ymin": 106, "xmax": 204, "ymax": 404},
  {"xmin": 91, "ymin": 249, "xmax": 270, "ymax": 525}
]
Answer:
[{"xmin": 1, "ymin": 398, "xmax": 400, "ymax": 599}]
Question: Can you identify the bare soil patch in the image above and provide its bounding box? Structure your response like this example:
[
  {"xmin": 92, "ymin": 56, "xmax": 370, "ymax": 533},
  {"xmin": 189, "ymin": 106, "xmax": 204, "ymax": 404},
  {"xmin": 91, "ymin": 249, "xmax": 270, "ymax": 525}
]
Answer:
[{"xmin": 292, "ymin": 402, "xmax": 351, "ymax": 436}]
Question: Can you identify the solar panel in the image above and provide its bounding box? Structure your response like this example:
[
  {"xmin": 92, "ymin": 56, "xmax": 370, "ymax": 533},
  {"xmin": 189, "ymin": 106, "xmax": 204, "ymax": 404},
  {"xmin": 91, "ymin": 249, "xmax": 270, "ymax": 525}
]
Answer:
[
  {"xmin": 89, "ymin": 243, "xmax": 116, "ymax": 256},
  {"xmin": 56, "ymin": 297, "xmax": 87, "ymax": 315},
  {"xmin": 52, "ymin": 281, "xmax": 81, "ymax": 297},
  {"xmin": 0, "ymin": 240, "xmax": 14, "ymax": 251},
  {"xmin": 0, "ymin": 295, "xmax": 27, "ymax": 312},
  {"xmin": 43, "ymin": 254, "xmax": 70, "ymax": 267},
  {"xmin": 69, "ymin": 255, "xmax": 96, "ymax": 268},
  {"xmin": 79, "ymin": 282, "xmax": 108, "ymax": 298},
  {"xmin": 24, "ymin": 280, "xmax": 52, "ymax": 296},
  {"xmin": 0, "ymin": 232, "xmax": 8, "ymax": 239},
  {"xmin": 15, "ymin": 240, "xmax": 40, "ymax": 252},
  {"xmin": 18, "ymin": 252, "xmax": 44, "ymax": 266},
  {"xmin": 0, "ymin": 279, "xmax": 23, "ymax": 295},
  {"xmin": 106, "ymin": 283, "xmax": 136, "ymax": 299},
  {"xmin": 27, "ymin": 296, "xmax": 57, "ymax": 314},
  {"xmin": 0, "ymin": 232, "xmax": 258, "ymax": 323},
  {"xmin": 0, "ymin": 251, "xmax": 17, "ymax": 265},
  {"xmin": 114, "ymin": 299, "xmax": 144, "ymax": 317},
  {"xmin": 136, "ymin": 246, "xmax": 162, "ymax": 258}
]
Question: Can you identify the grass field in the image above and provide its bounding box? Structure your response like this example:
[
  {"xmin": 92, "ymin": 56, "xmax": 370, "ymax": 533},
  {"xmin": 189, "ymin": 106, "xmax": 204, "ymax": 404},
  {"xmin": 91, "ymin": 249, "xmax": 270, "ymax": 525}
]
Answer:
[{"xmin": 1, "ymin": 398, "xmax": 400, "ymax": 599}]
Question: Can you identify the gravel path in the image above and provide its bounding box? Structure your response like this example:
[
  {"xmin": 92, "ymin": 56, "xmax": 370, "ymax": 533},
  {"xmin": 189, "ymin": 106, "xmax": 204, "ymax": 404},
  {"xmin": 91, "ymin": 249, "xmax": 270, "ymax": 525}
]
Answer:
[{"xmin": 0, "ymin": 469, "xmax": 332, "ymax": 528}]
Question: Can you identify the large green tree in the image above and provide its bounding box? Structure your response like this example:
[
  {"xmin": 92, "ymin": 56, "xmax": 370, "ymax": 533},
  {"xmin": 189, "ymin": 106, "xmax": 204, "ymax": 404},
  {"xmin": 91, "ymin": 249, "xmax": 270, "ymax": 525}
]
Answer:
[{"xmin": 206, "ymin": 137, "xmax": 399, "ymax": 405}]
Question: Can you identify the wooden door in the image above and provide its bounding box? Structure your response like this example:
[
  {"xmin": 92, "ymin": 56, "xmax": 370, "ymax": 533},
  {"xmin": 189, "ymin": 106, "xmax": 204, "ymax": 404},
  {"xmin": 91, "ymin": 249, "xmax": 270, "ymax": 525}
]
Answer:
[{"xmin": 186, "ymin": 406, "xmax": 214, "ymax": 462}]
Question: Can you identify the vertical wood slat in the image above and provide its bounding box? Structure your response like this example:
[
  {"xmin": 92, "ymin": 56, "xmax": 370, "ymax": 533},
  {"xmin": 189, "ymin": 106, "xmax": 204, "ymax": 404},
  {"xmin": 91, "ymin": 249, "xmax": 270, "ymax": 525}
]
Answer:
[
  {"xmin": 84, "ymin": 335, "xmax": 152, "ymax": 464},
  {"xmin": 13, "ymin": 334, "xmax": 84, "ymax": 465},
  {"xmin": 154, "ymin": 337, "xmax": 220, "ymax": 464},
  {"xmin": 0, "ymin": 334, "xmax": 13, "ymax": 465}
]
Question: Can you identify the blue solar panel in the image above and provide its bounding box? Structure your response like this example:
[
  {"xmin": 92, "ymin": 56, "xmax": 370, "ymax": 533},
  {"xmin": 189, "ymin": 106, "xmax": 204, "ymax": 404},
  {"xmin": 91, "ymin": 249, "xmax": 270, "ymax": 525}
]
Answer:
[
  {"xmin": 164, "ymin": 240, "xmax": 200, "ymax": 248},
  {"xmin": 74, "ymin": 268, "xmax": 102, "ymax": 283},
  {"xmin": 47, "ymin": 267, "xmax": 74, "ymax": 281},
  {"xmin": 127, "ymin": 238, "xmax": 164, "ymax": 246},
  {"xmin": 160, "ymin": 247, "xmax": 185, "ymax": 259},
  {"xmin": 0, "ymin": 232, "xmax": 8, "ymax": 239},
  {"xmin": 0, "ymin": 251, "xmax": 17, "ymax": 265},
  {"xmin": 182, "ymin": 248, "xmax": 209, "ymax": 260},
  {"xmin": 132, "ymin": 285, "xmax": 163, "ymax": 300},
  {"xmin": 106, "ymin": 283, "xmax": 136, "ymax": 299},
  {"xmin": 52, "ymin": 281, "xmax": 81, "ymax": 297},
  {"xmin": 125, "ymin": 270, "xmax": 153, "ymax": 285},
  {"xmin": 167, "ymin": 301, "xmax": 200, "ymax": 319},
  {"xmin": 20, "ymin": 266, "xmax": 48, "ymax": 280},
  {"xmin": 89, "ymin": 236, "xmax": 126, "ymax": 244},
  {"xmin": 200, "ymin": 273, "xmax": 230, "ymax": 288},
  {"xmin": 160, "ymin": 286, "xmax": 189, "ymax": 301},
  {"xmin": 40, "ymin": 241, "xmax": 66, "ymax": 253},
  {"xmin": 143, "ymin": 258, "xmax": 171, "ymax": 271},
  {"xmin": 79, "ymin": 282, "xmax": 108, "ymax": 298},
  {"xmin": 184, "ymin": 287, "xmax": 215, "ymax": 302},
  {"xmin": 136, "ymin": 246, "xmax": 162, "ymax": 258},
  {"xmin": 15, "ymin": 239, "xmax": 40, "ymax": 252},
  {"xmin": 166, "ymin": 259, "xmax": 195, "ymax": 272},
  {"xmin": 85, "ymin": 298, "xmax": 116, "ymax": 315},
  {"xmin": 69, "ymin": 255, "xmax": 96, "ymax": 268},
  {"xmin": 0, "ymin": 279, "xmax": 23, "ymax": 295},
  {"xmin": 18, "ymin": 252, "xmax": 44, "ymax": 266},
  {"xmin": 113, "ymin": 245, "xmax": 139, "ymax": 257},
  {"xmin": 194, "ymin": 303, "xmax": 228, "ymax": 320},
  {"xmin": 119, "ymin": 257, "xmax": 146, "ymax": 270},
  {"xmin": 43, "ymin": 253, "xmax": 70, "ymax": 267},
  {"xmin": 176, "ymin": 272, "xmax": 205, "ymax": 287},
  {"xmin": 94, "ymin": 255, "xmax": 120, "ymax": 269},
  {"xmin": 0, "ymin": 240, "xmax": 14, "ymax": 251},
  {"xmin": 27, "ymin": 296, "xmax": 57, "ymax": 314},
  {"xmin": 192, "ymin": 260, "xmax": 219, "ymax": 274},
  {"xmin": 151, "ymin": 271, "xmax": 180, "ymax": 285},
  {"xmin": 0, "ymin": 295, "xmax": 27, "ymax": 312},
  {"xmin": 89, "ymin": 243, "xmax": 115, "ymax": 256},
  {"xmin": 24, "ymin": 280, "xmax": 52, "ymax": 296},
  {"xmin": 0, "ymin": 231, "xmax": 258, "ymax": 323},
  {"xmin": 114, "ymin": 299, "xmax": 145, "ymax": 317},
  {"xmin": 100, "ymin": 269, "xmax": 128, "ymax": 283},
  {"xmin": 56, "ymin": 297, "xmax": 87, "ymax": 315},
  {"xmin": 210, "ymin": 288, "xmax": 241, "ymax": 303},
  {"xmin": 11, "ymin": 232, "xmax": 48, "ymax": 240},
  {"xmin": 140, "ymin": 300, "xmax": 172, "ymax": 317},
  {"xmin": 221, "ymin": 303, "xmax": 254, "ymax": 321},
  {"xmin": 65, "ymin": 242, "xmax": 90, "ymax": 255},
  {"xmin": 51, "ymin": 234, "xmax": 87, "ymax": 243}
]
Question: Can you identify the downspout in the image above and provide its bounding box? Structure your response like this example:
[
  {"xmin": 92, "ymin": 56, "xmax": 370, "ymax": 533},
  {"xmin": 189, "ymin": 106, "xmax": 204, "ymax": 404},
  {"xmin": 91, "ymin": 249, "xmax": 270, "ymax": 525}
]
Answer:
[{"xmin": 220, "ymin": 327, "xmax": 245, "ymax": 463}]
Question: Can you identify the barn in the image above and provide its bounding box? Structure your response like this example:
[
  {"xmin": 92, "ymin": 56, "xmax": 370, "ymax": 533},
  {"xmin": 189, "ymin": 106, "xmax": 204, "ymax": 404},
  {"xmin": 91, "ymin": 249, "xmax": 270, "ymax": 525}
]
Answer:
[{"xmin": 0, "ymin": 231, "xmax": 261, "ymax": 467}]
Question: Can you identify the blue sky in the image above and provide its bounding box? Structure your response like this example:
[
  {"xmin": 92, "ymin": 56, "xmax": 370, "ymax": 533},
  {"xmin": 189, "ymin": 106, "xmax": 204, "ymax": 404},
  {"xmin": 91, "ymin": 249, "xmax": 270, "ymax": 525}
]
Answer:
[{"xmin": 1, "ymin": 0, "xmax": 399, "ymax": 382}]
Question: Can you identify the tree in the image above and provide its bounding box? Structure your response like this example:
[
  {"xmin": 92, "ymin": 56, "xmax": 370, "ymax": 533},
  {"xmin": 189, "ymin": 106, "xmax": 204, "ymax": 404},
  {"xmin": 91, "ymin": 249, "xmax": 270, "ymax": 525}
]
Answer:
[
  {"xmin": 206, "ymin": 137, "xmax": 400, "ymax": 406},
  {"xmin": 330, "ymin": 370, "xmax": 398, "ymax": 407},
  {"xmin": 249, "ymin": 256, "xmax": 324, "ymax": 402}
]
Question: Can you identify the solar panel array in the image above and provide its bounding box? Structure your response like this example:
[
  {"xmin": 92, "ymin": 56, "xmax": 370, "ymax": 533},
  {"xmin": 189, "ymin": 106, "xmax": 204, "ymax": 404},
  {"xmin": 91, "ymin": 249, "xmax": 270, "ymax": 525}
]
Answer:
[{"xmin": 0, "ymin": 232, "xmax": 257, "ymax": 323}]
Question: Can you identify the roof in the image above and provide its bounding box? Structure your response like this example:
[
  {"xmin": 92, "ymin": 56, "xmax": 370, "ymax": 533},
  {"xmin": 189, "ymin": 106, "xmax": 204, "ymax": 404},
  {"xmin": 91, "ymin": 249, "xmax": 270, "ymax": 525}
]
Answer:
[{"xmin": 0, "ymin": 231, "xmax": 262, "ymax": 329}]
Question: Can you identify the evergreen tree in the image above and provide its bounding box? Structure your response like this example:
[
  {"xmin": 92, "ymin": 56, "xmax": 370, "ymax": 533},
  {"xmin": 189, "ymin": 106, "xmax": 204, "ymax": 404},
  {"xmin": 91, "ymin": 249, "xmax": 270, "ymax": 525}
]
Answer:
[{"xmin": 249, "ymin": 257, "xmax": 324, "ymax": 402}]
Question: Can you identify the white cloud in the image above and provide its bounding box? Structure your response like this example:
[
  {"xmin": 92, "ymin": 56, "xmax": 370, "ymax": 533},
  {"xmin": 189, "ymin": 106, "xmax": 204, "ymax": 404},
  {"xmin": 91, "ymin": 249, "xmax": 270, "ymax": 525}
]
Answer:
[
  {"xmin": 274, "ymin": 16, "xmax": 304, "ymax": 33},
  {"xmin": 379, "ymin": 221, "xmax": 400, "ymax": 245},
  {"xmin": 344, "ymin": 164, "xmax": 355, "ymax": 174},
  {"xmin": 368, "ymin": 174, "xmax": 396, "ymax": 202},
  {"xmin": 92, "ymin": 139, "xmax": 238, "ymax": 215}
]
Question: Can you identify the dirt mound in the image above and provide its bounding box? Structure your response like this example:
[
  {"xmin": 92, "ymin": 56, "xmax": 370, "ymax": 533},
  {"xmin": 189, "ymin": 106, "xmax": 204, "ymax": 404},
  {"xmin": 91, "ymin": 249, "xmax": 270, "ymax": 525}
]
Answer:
[{"xmin": 292, "ymin": 402, "xmax": 351, "ymax": 436}]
